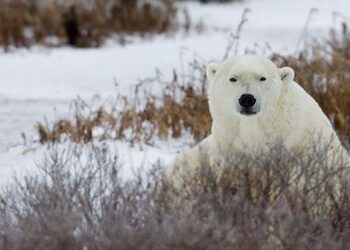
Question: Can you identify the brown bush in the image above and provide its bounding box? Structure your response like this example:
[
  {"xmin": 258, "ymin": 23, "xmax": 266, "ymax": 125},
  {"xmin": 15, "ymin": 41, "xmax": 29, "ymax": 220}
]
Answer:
[
  {"xmin": 0, "ymin": 0, "xmax": 177, "ymax": 49},
  {"xmin": 36, "ymin": 59, "xmax": 212, "ymax": 145},
  {"xmin": 1, "ymin": 142, "xmax": 350, "ymax": 249}
]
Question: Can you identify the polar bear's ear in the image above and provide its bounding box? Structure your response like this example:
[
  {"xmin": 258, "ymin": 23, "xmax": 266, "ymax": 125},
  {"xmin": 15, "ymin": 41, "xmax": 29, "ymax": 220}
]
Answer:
[
  {"xmin": 206, "ymin": 62, "xmax": 219, "ymax": 82},
  {"xmin": 279, "ymin": 67, "xmax": 295, "ymax": 83}
]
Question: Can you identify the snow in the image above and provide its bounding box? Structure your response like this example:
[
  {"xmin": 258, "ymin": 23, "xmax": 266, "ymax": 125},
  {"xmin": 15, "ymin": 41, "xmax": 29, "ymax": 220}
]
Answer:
[
  {"xmin": 0, "ymin": 141, "xmax": 174, "ymax": 187},
  {"xmin": 185, "ymin": 0, "xmax": 349, "ymax": 29},
  {"xmin": 1, "ymin": 0, "xmax": 350, "ymax": 186},
  {"xmin": 3, "ymin": 0, "xmax": 350, "ymax": 100},
  {"xmin": 0, "ymin": 98, "xmax": 70, "ymax": 151}
]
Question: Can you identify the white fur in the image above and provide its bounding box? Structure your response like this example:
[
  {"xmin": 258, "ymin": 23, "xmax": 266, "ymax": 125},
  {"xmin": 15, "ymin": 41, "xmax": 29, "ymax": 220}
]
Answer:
[{"xmin": 168, "ymin": 55, "xmax": 348, "ymax": 183}]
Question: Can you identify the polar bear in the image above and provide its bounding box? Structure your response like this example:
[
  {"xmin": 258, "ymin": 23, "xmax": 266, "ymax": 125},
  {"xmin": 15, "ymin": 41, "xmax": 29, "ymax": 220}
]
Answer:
[{"xmin": 167, "ymin": 55, "xmax": 348, "ymax": 185}]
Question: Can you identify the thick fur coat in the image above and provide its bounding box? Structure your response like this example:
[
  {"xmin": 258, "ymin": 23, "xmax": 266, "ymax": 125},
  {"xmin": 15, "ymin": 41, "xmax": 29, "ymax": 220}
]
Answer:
[{"xmin": 168, "ymin": 55, "xmax": 348, "ymax": 183}]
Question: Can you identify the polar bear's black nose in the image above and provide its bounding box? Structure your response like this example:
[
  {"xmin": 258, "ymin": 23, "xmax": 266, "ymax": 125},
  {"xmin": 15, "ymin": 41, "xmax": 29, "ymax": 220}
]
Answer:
[{"xmin": 239, "ymin": 94, "xmax": 256, "ymax": 108}]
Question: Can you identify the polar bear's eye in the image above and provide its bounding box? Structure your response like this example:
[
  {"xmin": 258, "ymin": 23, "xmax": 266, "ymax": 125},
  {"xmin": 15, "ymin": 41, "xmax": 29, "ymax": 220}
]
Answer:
[
  {"xmin": 229, "ymin": 77, "xmax": 237, "ymax": 82},
  {"xmin": 260, "ymin": 77, "xmax": 267, "ymax": 81}
]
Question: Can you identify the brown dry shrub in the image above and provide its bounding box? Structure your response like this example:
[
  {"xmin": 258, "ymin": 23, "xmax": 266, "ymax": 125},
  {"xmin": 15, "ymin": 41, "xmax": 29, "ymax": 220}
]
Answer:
[
  {"xmin": 1, "ymin": 142, "xmax": 350, "ymax": 249},
  {"xmin": 0, "ymin": 0, "xmax": 177, "ymax": 49},
  {"xmin": 36, "ymin": 60, "xmax": 212, "ymax": 145}
]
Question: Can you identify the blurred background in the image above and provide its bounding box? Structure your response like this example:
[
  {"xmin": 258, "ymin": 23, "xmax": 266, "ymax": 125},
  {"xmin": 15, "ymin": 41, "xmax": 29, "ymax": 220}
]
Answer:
[{"xmin": 1, "ymin": 0, "xmax": 350, "ymax": 183}]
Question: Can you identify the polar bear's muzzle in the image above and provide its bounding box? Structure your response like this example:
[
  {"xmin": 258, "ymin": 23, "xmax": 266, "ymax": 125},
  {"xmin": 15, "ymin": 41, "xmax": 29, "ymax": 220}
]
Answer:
[{"xmin": 238, "ymin": 93, "xmax": 260, "ymax": 115}]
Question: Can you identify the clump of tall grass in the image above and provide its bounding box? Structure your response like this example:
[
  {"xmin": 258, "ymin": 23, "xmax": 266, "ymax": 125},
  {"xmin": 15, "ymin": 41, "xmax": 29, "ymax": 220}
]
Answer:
[{"xmin": 36, "ymin": 59, "xmax": 211, "ymax": 145}]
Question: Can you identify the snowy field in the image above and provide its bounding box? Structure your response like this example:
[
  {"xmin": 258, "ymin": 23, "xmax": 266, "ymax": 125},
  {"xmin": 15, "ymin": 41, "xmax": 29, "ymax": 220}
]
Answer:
[{"xmin": 1, "ymin": 0, "xmax": 350, "ymax": 186}]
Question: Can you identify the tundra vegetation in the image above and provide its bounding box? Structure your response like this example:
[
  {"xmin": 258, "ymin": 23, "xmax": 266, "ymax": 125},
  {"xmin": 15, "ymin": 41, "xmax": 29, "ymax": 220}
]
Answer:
[
  {"xmin": 0, "ymin": 0, "xmax": 241, "ymax": 50},
  {"xmin": 0, "ymin": 0, "xmax": 177, "ymax": 49},
  {"xmin": 1, "ymin": 1, "xmax": 350, "ymax": 249},
  {"xmin": 7, "ymin": 25, "xmax": 350, "ymax": 250},
  {"xmin": 1, "ymin": 141, "xmax": 350, "ymax": 249}
]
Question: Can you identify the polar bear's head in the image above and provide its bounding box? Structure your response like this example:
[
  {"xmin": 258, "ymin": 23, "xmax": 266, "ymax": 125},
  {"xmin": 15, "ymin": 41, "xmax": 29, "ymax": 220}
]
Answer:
[{"xmin": 206, "ymin": 55, "xmax": 294, "ymax": 121}]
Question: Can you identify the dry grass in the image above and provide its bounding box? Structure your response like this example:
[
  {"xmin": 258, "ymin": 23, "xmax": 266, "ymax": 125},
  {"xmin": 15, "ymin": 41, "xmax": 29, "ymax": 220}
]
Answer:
[
  {"xmin": 1, "ymin": 142, "xmax": 350, "ymax": 249},
  {"xmin": 0, "ymin": 0, "xmax": 177, "ymax": 49},
  {"xmin": 36, "ymin": 60, "xmax": 212, "ymax": 145},
  {"xmin": 272, "ymin": 31, "xmax": 350, "ymax": 141},
  {"xmin": 36, "ymin": 27, "xmax": 350, "ymax": 146}
]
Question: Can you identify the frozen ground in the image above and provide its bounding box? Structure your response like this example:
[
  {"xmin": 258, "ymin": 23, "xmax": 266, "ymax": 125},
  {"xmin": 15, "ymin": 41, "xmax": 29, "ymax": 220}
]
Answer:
[{"xmin": 1, "ymin": 0, "xmax": 350, "ymax": 186}]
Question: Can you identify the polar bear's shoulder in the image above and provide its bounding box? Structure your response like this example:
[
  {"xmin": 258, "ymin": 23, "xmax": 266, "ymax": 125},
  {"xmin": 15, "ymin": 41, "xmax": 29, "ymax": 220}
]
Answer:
[
  {"xmin": 285, "ymin": 81, "xmax": 334, "ymax": 137},
  {"xmin": 287, "ymin": 81, "xmax": 314, "ymax": 104}
]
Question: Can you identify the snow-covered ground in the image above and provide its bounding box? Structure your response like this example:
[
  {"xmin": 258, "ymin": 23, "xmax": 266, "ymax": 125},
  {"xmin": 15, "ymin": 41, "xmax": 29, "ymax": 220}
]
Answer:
[{"xmin": 1, "ymin": 0, "xmax": 350, "ymax": 186}]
